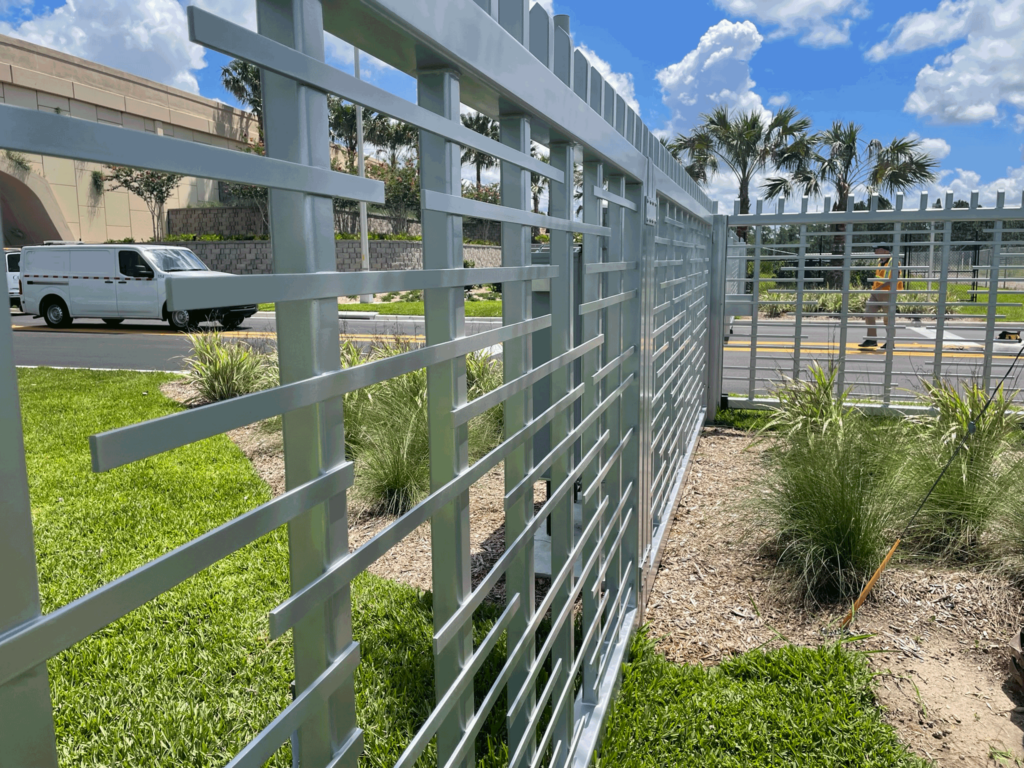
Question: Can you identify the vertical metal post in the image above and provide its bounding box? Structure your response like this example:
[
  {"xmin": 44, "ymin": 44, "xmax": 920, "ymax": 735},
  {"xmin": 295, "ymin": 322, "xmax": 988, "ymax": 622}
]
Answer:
[
  {"xmin": 792, "ymin": 219, "xmax": 807, "ymax": 379},
  {"xmin": 355, "ymin": 48, "xmax": 371, "ymax": 304},
  {"xmin": 257, "ymin": 1, "xmax": 359, "ymax": 765},
  {"xmin": 621, "ymin": 177, "xmax": 643, "ymax": 619},
  {"xmin": 983, "ymin": 192, "xmax": 1005, "ymax": 392},
  {"xmin": 706, "ymin": 214, "xmax": 727, "ymax": 421},
  {"xmin": 547, "ymin": 140, "xmax": 575, "ymax": 767},
  {"xmin": 0, "ymin": 215, "xmax": 59, "ymax": 767},
  {"xmin": 500, "ymin": 112, "xmax": 535, "ymax": 764},
  {"xmin": 602, "ymin": 174, "xmax": 625, "ymax": 634},
  {"xmin": 418, "ymin": 67, "xmax": 474, "ymax": 768},
  {"xmin": 747, "ymin": 208, "xmax": 762, "ymax": 397},
  {"xmin": 933, "ymin": 194, "xmax": 954, "ymax": 382},
  {"xmin": 579, "ymin": 158, "xmax": 602, "ymax": 702},
  {"xmin": 882, "ymin": 225, "xmax": 901, "ymax": 405},
  {"xmin": 835, "ymin": 203, "xmax": 853, "ymax": 398}
]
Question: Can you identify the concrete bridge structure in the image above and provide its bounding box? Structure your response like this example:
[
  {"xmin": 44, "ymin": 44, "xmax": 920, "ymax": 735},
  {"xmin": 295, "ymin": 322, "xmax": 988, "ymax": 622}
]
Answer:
[{"xmin": 0, "ymin": 33, "xmax": 257, "ymax": 246}]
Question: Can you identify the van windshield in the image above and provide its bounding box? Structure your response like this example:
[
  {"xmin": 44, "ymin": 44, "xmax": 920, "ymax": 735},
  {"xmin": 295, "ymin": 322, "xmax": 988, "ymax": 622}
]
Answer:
[{"xmin": 143, "ymin": 248, "xmax": 209, "ymax": 273}]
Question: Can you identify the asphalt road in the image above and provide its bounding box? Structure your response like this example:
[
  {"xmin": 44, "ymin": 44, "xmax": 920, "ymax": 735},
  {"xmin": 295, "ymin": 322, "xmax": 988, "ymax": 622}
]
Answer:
[
  {"xmin": 9, "ymin": 310, "xmax": 501, "ymax": 371},
  {"xmin": 723, "ymin": 317, "xmax": 1024, "ymax": 403}
]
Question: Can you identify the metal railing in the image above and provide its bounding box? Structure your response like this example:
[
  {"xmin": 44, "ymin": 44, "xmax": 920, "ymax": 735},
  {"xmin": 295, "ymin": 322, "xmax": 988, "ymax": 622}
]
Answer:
[
  {"xmin": 711, "ymin": 191, "xmax": 1024, "ymax": 411},
  {"xmin": 0, "ymin": 1, "xmax": 714, "ymax": 766}
]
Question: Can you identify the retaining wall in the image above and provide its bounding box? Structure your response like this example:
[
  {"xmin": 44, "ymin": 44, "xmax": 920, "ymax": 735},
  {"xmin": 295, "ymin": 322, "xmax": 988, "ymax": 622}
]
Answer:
[{"xmin": 160, "ymin": 239, "xmax": 502, "ymax": 275}]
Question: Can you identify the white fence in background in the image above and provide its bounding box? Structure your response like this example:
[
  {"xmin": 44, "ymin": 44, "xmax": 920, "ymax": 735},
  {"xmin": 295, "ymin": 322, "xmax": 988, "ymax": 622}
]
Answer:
[
  {"xmin": 0, "ymin": 0, "xmax": 715, "ymax": 766},
  {"xmin": 712, "ymin": 191, "xmax": 1024, "ymax": 410}
]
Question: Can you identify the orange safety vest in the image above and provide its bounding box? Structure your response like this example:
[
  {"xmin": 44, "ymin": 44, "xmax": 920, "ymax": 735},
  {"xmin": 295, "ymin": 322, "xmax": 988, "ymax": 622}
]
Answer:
[{"xmin": 872, "ymin": 258, "xmax": 904, "ymax": 292}]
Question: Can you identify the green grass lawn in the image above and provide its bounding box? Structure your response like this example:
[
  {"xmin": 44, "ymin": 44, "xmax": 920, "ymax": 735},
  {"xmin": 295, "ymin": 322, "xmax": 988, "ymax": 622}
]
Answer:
[
  {"xmin": 22, "ymin": 369, "xmax": 925, "ymax": 767},
  {"xmin": 257, "ymin": 301, "xmax": 503, "ymax": 317},
  {"xmin": 22, "ymin": 368, "xmax": 513, "ymax": 767},
  {"xmin": 598, "ymin": 631, "xmax": 928, "ymax": 768}
]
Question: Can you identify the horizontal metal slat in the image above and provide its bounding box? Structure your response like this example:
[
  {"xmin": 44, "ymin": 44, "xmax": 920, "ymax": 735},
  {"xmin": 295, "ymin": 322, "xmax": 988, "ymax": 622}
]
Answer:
[
  {"xmin": 453, "ymin": 335, "xmax": 602, "ymax": 426},
  {"xmin": 166, "ymin": 265, "xmax": 557, "ymax": 311},
  {"xmin": 0, "ymin": 104, "xmax": 383, "ymax": 203},
  {"xmin": 267, "ymin": 382, "xmax": 584, "ymax": 638},
  {"xmin": 90, "ymin": 315, "xmax": 551, "ymax": 471},
  {"xmin": 422, "ymin": 190, "xmax": 611, "ymax": 237},
  {"xmin": 579, "ymin": 290, "xmax": 637, "ymax": 315},
  {"xmin": 187, "ymin": 7, "xmax": 561, "ymax": 183},
  {"xmin": 592, "ymin": 185, "xmax": 638, "ymax": 211},
  {"xmin": 0, "ymin": 463, "xmax": 352, "ymax": 688}
]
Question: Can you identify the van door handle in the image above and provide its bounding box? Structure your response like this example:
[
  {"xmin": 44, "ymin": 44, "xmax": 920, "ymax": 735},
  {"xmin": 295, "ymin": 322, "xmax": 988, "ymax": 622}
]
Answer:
[
  {"xmin": 105, "ymin": 280, "xmax": 114, "ymax": 284},
  {"xmin": 117, "ymin": 280, "xmax": 127, "ymax": 284}
]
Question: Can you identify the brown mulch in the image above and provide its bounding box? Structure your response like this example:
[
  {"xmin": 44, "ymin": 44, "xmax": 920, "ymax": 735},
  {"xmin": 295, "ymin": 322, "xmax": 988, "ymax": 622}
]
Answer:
[{"xmin": 646, "ymin": 425, "xmax": 1024, "ymax": 767}]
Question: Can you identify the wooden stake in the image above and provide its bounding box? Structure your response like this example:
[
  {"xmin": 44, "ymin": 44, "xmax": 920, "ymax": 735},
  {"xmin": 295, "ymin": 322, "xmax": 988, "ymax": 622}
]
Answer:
[{"xmin": 840, "ymin": 538, "xmax": 901, "ymax": 630}]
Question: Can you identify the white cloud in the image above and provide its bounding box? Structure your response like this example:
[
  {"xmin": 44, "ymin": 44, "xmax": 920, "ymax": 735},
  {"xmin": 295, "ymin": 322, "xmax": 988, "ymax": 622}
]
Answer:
[
  {"xmin": 908, "ymin": 132, "xmax": 952, "ymax": 161},
  {"xmin": 576, "ymin": 44, "xmax": 641, "ymax": 116},
  {"xmin": 767, "ymin": 92, "xmax": 789, "ymax": 108},
  {"xmin": 656, "ymin": 20, "xmax": 769, "ymax": 136},
  {"xmin": 926, "ymin": 164, "xmax": 1024, "ymax": 207},
  {"xmin": 714, "ymin": 0, "xmax": 869, "ymax": 47},
  {"xmin": 0, "ymin": 0, "xmax": 207, "ymax": 93},
  {"xmin": 866, "ymin": 0, "xmax": 1024, "ymax": 126}
]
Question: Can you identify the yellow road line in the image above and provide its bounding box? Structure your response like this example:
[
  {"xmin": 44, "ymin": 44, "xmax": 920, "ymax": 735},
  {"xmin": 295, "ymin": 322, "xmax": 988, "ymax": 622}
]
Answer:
[{"xmin": 724, "ymin": 345, "xmax": 1017, "ymax": 361}]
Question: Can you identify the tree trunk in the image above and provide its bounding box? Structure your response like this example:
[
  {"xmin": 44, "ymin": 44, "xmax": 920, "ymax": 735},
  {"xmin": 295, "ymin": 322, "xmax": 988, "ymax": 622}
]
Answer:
[
  {"xmin": 476, "ymin": 164, "xmax": 482, "ymax": 193},
  {"xmin": 736, "ymin": 179, "xmax": 751, "ymax": 244}
]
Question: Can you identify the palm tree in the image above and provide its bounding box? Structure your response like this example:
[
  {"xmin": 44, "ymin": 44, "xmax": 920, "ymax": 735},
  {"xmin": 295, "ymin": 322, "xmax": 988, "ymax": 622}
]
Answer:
[
  {"xmin": 668, "ymin": 106, "xmax": 811, "ymax": 239},
  {"xmin": 763, "ymin": 121, "xmax": 938, "ymax": 213},
  {"xmin": 221, "ymin": 60, "xmax": 263, "ymax": 138},
  {"xmin": 367, "ymin": 116, "xmax": 418, "ymax": 169},
  {"xmin": 764, "ymin": 122, "xmax": 939, "ymax": 286},
  {"xmin": 460, "ymin": 112, "xmax": 499, "ymax": 192},
  {"xmin": 329, "ymin": 97, "xmax": 376, "ymax": 173}
]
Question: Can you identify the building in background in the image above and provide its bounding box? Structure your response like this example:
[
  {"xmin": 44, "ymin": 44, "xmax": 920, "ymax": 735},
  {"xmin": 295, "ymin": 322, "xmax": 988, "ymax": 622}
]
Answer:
[{"xmin": 0, "ymin": 33, "xmax": 257, "ymax": 246}]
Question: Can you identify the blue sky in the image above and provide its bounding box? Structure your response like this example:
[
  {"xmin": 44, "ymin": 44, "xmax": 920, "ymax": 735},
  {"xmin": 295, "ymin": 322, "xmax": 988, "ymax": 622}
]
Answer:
[{"xmin": 3, "ymin": 0, "xmax": 1024, "ymax": 208}]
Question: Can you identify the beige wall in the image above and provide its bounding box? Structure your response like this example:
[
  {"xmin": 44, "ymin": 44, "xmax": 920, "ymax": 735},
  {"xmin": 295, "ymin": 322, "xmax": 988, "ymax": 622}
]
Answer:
[{"xmin": 0, "ymin": 34, "xmax": 258, "ymax": 244}]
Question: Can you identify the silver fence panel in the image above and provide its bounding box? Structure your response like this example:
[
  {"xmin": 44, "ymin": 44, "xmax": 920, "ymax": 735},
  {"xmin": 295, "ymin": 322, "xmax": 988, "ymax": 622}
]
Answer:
[
  {"xmin": 0, "ymin": 0, "xmax": 714, "ymax": 765},
  {"xmin": 712, "ymin": 191, "xmax": 1024, "ymax": 411}
]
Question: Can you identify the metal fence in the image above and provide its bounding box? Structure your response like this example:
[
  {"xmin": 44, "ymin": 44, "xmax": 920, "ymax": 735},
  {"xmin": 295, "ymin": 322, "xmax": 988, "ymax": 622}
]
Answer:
[
  {"xmin": 0, "ymin": 0, "xmax": 714, "ymax": 766},
  {"xmin": 714, "ymin": 191, "xmax": 1024, "ymax": 410}
]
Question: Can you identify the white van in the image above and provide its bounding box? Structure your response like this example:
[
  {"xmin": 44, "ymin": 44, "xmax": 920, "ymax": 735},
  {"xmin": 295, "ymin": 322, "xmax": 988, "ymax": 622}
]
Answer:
[
  {"xmin": 4, "ymin": 249, "xmax": 19, "ymax": 310},
  {"xmin": 19, "ymin": 244, "xmax": 257, "ymax": 330}
]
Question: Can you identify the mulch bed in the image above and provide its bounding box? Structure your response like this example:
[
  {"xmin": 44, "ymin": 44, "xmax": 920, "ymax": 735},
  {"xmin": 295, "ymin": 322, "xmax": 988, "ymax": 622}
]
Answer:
[{"xmin": 646, "ymin": 425, "xmax": 1024, "ymax": 767}]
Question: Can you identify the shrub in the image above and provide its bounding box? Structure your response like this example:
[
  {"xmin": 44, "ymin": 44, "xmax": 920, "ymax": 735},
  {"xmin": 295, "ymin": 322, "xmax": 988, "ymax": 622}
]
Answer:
[
  {"xmin": 184, "ymin": 333, "xmax": 277, "ymax": 403},
  {"xmin": 759, "ymin": 292, "xmax": 792, "ymax": 318},
  {"xmin": 761, "ymin": 363, "xmax": 851, "ymax": 439},
  {"xmin": 904, "ymin": 380, "xmax": 1024, "ymax": 560}
]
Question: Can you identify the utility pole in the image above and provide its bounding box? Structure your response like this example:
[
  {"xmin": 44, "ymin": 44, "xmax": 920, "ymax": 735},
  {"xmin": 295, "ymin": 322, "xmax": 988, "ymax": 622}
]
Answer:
[{"xmin": 355, "ymin": 48, "xmax": 372, "ymax": 304}]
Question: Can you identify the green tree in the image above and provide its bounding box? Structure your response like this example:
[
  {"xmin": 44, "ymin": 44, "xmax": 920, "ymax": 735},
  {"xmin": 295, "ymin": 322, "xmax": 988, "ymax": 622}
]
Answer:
[
  {"xmin": 460, "ymin": 112, "xmax": 499, "ymax": 192},
  {"xmin": 668, "ymin": 105, "xmax": 811, "ymax": 239},
  {"xmin": 221, "ymin": 60, "xmax": 262, "ymax": 137},
  {"xmin": 329, "ymin": 97, "xmax": 376, "ymax": 174},
  {"xmin": 219, "ymin": 138, "xmax": 269, "ymax": 235},
  {"xmin": 763, "ymin": 122, "xmax": 938, "ymax": 213},
  {"xmin": 462, "ymin": 181, "xmax": 501, "ymax": 242},
  {"xmin": 368, "ymin": 161, "xmax": 419, "ymax": 234},
  {"xmin": 104, "ymin": 167, "xmax": 184, "ymax": 240}
]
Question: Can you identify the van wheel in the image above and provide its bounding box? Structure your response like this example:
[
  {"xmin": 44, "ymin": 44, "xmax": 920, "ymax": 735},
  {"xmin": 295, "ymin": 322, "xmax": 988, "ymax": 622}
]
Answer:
[
  {"xmin": 167, "ymin": 309, "xmax": 195, "ymax": 332},
  {"xmin": 43, "ymin": 298, "xmax": 72, "ymax": 328},
  {"xmin": 102, "ymin": 318, "xmax": 124, "ymax": 326},
  {"xmin": 220, "ymin": 317, "xmax": 242, "ymax": 331}
]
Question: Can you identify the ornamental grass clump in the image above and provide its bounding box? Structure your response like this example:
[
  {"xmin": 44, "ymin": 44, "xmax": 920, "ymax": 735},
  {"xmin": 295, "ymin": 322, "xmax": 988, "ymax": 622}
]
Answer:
[
  {"xmin": 756, "ymin": 364, "xmax": 909, "ymax": 602},
  {"xmin": 904, "ymin": 380, "xmax": 1024, "ymax": 560},
  {"xmin": 184, "ymin": 332, "xmax": 278, "ymax": 403},
  {"xmin": 347, "ymin": 338, "xmax": 504, "ymax": 517}
]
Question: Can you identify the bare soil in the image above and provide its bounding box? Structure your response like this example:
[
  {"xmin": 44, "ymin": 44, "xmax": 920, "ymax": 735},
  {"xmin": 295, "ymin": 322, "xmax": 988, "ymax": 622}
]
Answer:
[{"xmin": 646, "ymin": 425, "xmax": 1024, "ymax": 767}]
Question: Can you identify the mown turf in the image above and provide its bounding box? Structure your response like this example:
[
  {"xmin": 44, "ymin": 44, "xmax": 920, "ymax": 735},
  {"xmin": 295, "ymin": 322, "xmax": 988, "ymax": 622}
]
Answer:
[
  {"xmin": 598, "ymin": 631, "xmax": 928, "ymax": 768},
  {"xmin": 257, "ymin": 301, "xmax": 503, "ymax": 317},
  {"xmin": 21, "ymin": 368, "xmax": 515, "ymax": 767}
]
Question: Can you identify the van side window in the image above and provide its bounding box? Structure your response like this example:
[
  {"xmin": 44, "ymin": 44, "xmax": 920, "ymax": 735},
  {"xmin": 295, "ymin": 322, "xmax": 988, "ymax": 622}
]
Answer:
[
  {"xmin": 119, "ymin": 251, "xmax": 153, "ymax": 279},
  {"xmin": 6, "ymin": 253, "xmax": 19, "ymax": 272}
]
